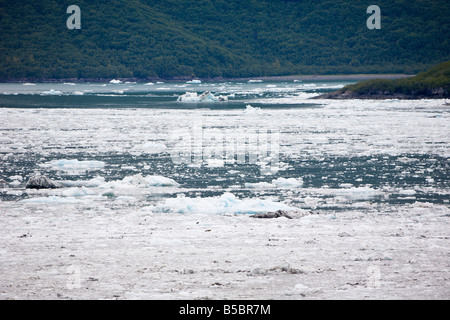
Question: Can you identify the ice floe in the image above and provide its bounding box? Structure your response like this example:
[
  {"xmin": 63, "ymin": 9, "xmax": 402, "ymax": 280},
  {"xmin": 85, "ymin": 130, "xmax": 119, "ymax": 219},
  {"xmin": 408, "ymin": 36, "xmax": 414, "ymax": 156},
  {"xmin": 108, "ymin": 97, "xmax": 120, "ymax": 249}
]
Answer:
[
  {"xmin": 39, "ymin": 159, "xmax": 106, "ymax": 171},
  {"xmin": 130, "ymin": 142, "xmax": 167, "ymax": 154},
  {"xmin": 109, "ymin": 79, "xmax": 122, "ymax": 84},
  {"xmin": 272, "ymin": 177, "xmax": 304, "ymax": 188},
  {"xmin": 153, "ymin": 192, "xmax": 296, "ymax": 215},
  {"xmin": 186, "ymin": 79, "xmax": 201, "ymax": 84},
  {"xmin": 243, "ymin": 104, "xmax": 261, "ymax": 113},
  {"xmin": 100, "ymin": 174, "xmax": 179, "ymax": 189},
  {"xmin": 177, "ymin": 91, "xmax": 228, "ymax": 102},
  {"xmin": 41, "ymin": 89, "xmax": 62, "ymax": 96}
]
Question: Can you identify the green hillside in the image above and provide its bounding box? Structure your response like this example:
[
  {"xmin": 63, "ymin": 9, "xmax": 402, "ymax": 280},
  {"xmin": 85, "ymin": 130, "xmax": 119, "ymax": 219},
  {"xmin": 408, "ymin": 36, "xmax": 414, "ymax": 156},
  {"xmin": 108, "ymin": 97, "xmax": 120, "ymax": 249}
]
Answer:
[
  {"xmin": 0, "ymin": 0, "xmax": 449, "ymax": 80},
  {"xmin": 318, "ymin": 60, "xmax": 450, "ymax": 98}
]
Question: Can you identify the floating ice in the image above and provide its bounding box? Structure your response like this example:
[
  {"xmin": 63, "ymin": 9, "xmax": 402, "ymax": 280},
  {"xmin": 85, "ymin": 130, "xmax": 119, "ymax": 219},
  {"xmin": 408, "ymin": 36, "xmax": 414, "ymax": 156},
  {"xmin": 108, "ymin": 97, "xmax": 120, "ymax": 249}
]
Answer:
[
  {"xmin": 59, "ymin": 176, "xmax": 106, "ymax": 187},
  {"xmin": 143, "ymin": 175, "xmax": 180, "ymax": 187},
  {"xmin": 39, "ymin": 159, "xmax": 106, "ymax": 171},
  {"xmin": 21, "ymin": 196, "xmax": 83, "ymax": 204},
  {"xmin": 186, "ymin": 79, "xmax": 201, "ymax": 84},
  {"xmin": 41, "ymin": 89, "xmax": 62, "ymax": 96},
  {"xmin": 272, "ymin": 177, "xmax": 304, "ymax": 188},
  {"xmin": 62, "ymin": 186, "xmax": 96, "ymax": 197},
  {"xmin": 22, "ymin": 83, "xmax": 36, "ymax": 86},
  {"xmin": 144, "ymin": 82, "xmax": 154, "ymax": 86},
  {"xmin": 333, "ymin": 187, "xmax": 384, "ymax": 201},
  {"xmin": 100, "ymin": 174, "xmax": 179, "ymax": 189},
  {"xmin": 248, "ymin": 79, "xmax": 263, "ymax": 83},
  {"xmin": 153, "ymin": 192, "xmax": 296, "ymax": 215},
  {"xmin": 399, "ymin": 189, "xmax": 417, "ymax": 196},
  {"xmin": 243, "ymin": 104, "xmax": 261, "ymax": 113},
  {"xmin": 244, "ymin": 182, "xmax": 274, "ymax": 189},
  {"xmin": 206, "ymin": 159, "xmax": 224, "ymax": 168},
  {"xmin": 177, "ymin": 91, "xmax": 228, "ymax": 102},
  {"xmin": 131, "ymin": 142, "xmax": 167, "ymax": 154},
  {"xmin": 109, "ymin": 79, "xmax": 122, "ymax": 84}
]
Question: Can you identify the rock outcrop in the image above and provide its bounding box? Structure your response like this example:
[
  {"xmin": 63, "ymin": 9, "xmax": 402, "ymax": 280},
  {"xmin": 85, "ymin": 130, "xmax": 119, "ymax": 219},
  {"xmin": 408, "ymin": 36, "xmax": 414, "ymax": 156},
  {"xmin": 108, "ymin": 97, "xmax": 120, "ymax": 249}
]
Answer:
[{"xmin": 25, "ymin": 174, "xmax": 62, "ymax": 189}]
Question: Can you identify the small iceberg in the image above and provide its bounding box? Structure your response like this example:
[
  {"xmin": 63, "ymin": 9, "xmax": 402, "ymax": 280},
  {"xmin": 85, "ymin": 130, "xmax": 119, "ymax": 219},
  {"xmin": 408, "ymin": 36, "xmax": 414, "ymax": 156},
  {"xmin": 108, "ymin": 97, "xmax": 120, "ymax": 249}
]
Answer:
[
  {"xmin": 177, "ymin": 91, "xmax": 228, "ymax": 102},
  {"xmin": 100, "ymin": 174, "xmax": 179, "ymax": 189},
  {"xmin": 41, "ymin": 89, "xmax": 62, "ymax": 96},
  {"xmin": 186, "ymin": 79, "xmax": 201, "ymax": 84},
  {"xmin": 109, "ymin": 79, "xmax": 122, "ymax": 84},
  {"xmin": 248, "ymin": 79, "xmax": 263, "ymax": 83},
  {"xmin": 272, "ymin": 177, "xmax": 304, "ymax": 188},
  {"xmin": 153, "ymin": 192, "xmax": 296, "ymax": 215},
  {"xmin": 39, "ymin": 159, "xmax": 106, "ymax": 171},
  {"xmin": 243, "ymin": 104, "xmax": 261, "ymax": 113},
  {"xmin": 22, "ymin": 83, "xmax": 36, "ymax": 86},
  {"xmin": 131, "ymin": 142, "xmax": 167, "ymax": 154}
]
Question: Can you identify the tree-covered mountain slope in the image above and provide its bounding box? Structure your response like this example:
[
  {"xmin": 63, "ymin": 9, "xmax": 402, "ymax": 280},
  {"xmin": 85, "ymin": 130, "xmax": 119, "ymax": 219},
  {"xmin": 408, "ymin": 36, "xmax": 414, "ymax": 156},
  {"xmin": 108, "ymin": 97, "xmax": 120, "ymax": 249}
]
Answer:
[
  {"xmin": 0, "ymin": 0, "xmax": 449, "ymax": 80},
  {"xmin": 317, "ymin": 60, "xmax": 450, "ymax": 99}
]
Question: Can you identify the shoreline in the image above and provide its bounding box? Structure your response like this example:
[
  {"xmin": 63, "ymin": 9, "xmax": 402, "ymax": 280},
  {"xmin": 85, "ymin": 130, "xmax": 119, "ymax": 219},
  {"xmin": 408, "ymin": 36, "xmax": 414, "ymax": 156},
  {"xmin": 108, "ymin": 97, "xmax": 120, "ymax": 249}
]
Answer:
[{"xmin": 0, "ymin": 74, "xmax": 414, "ymax": 84}]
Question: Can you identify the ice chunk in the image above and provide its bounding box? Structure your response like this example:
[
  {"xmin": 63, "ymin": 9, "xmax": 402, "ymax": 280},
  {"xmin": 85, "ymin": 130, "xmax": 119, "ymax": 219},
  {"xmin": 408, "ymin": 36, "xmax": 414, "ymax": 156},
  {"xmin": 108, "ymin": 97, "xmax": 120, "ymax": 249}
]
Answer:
[
  {"xmin": 244, "ymin": 182, "xmax": 274, "ymax": 189},
  {"xmin": 206, "ymin": 159, "xmax": 224, "ymax": 168},
  {"xmin": 61, "ymin": 187, "xmax": 96, "ymax": 197},
  {"xmin": 143, "ymin": 175, "xmax": 179, "ymax": 187},
  {"xmin": 41, "ymin": 89, "xmax": 62, "ymax": 96},
  {"xmin": 243, "ymin": 104, "xmax": 261, "ymax": 113},
  {"xmin": 21, "ymin": 196, "xmax": 83, "ymax": 204},
  {"xmin": 59, "ymin": 176, "xmax": 106, "ymax": 187},
  {"xmin": 177, "ymin": 91, "xmax": 228, "ymax": 102},
  {"xmin": 109, "ymin": 79, "xmax": 122, "ymax": 84},
  {"xmin": 186, "ymin": 79, "xmax": 201, "ymax": 84},
  {"xmin": 248, "ymin": 79, "xmax": 263, "ymax": 83},
  {"xmin": 272, "ymin": 177, "xmax": 303, "ymax": 188},
  {"xmin": 333, "ymin": 187, "xmax": 383, "ymax": 201},
  {"xmin": 39, "ymin": 159, "xmax": 105, "ymax": 171},
  {"xmin": 131, "ymin": 142, "xmax": 167, "ymax": 154},
  {"xmin": 100, "ymin": 174, "xmax": 179, "ymax": 189},
  {"xmin": 399, "ymin": 189, "xmax": 417, "ymax": 196},
  {"xmin": 153, "ymin": 192, "xmax": 296, "ymax": 215}
]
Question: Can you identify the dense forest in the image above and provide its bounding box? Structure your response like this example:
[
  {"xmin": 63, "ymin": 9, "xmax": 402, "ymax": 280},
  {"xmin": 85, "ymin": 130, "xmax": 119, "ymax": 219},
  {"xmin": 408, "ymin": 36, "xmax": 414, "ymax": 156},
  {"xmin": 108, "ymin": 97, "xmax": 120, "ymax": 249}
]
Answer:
[
  {"xmin": 318, "ymin": 60, "xmax": 450, "ymax": 98},
  {"xmin": 0, "ymin": 0, "xmax": 449, "ymax": 80}
]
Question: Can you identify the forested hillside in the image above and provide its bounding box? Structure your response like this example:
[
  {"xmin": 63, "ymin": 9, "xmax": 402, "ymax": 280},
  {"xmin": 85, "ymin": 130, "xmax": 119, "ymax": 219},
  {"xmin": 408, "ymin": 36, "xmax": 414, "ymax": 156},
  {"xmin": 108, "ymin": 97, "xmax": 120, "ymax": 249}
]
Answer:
[
  {"xmin": 317, "ymin": 60, "xmax": 450, "ymax": 99},
  {"xmin": 0, "ymin": 0, "xmax": 449, "ymax": 80}
]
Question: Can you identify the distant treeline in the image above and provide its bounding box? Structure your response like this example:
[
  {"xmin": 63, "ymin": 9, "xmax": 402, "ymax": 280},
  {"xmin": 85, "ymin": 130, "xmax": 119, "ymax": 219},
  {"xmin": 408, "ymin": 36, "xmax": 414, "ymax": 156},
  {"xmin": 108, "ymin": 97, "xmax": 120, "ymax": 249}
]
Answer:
[{"xmin": 0, "ymin": 0, "xmax": 449, "ymax": 80}]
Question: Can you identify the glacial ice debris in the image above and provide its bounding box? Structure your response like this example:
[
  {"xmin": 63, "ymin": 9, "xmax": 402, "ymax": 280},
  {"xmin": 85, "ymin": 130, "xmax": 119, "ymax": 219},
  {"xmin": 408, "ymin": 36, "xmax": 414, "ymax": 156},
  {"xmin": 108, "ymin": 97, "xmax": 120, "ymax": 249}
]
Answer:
[
  {"xmin": 177, "ymin": 91, "xmax": 228, "ymax": 102},
  {"xmin": 41, "ymin": 89, "xmax": 62, "ymax": 96},
  {"xmin": 243, "ymin": 104, "xmax": 261, "ymax": 113},
  {"xmin": 131, "ymin": 142, "xmax": 167, "ymax": 154},
  {"xmin": 25, "ymin": 174, "xmax": 62, "ymax": 189},
  {"xmin": 109, "ymin": 79, "xmax": 122, "ymax": 84},
  {"xmin": 153, "ymin": 192, "xmax": 296, "ymax": 215},
  {"xmin": 250, "ymin": 209, "xmax": 313, "ymax": 219},
  {"xmin": 186, "ymin": 79, "xmax": 201, "ymax": 84},
  {"xmin": 39, "ymin": 159, "xmax": 106, "ymax": 171},
  {"xmin": 100, "ymin": 174, "xmax": 179, "ymax": 189}
]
